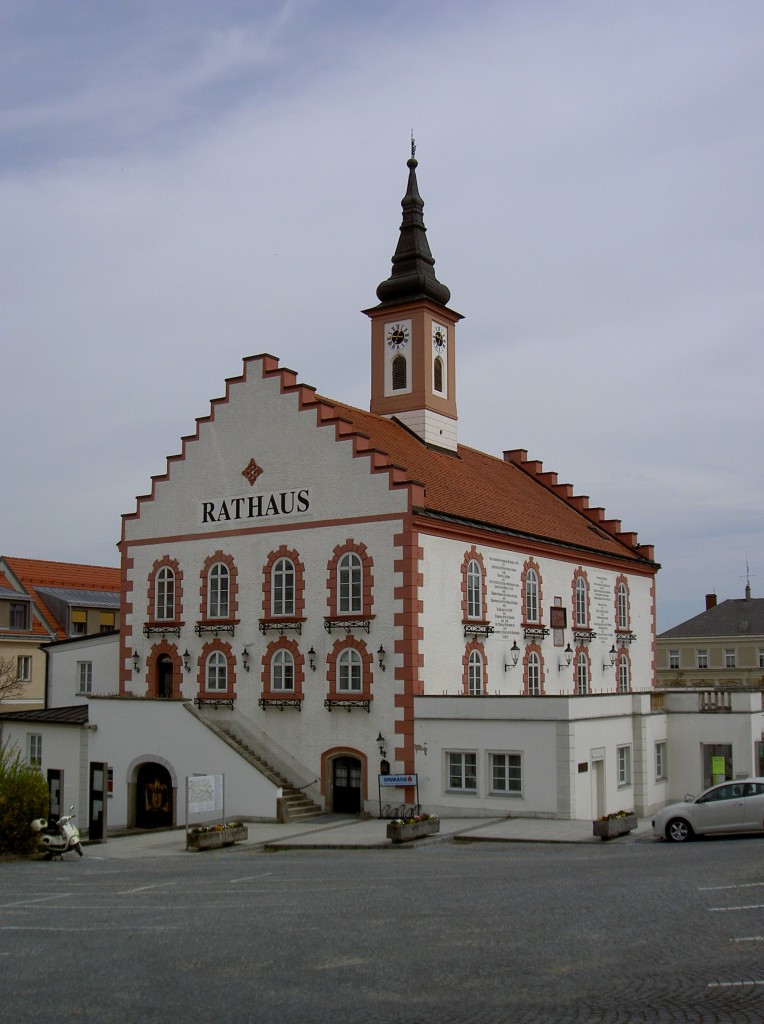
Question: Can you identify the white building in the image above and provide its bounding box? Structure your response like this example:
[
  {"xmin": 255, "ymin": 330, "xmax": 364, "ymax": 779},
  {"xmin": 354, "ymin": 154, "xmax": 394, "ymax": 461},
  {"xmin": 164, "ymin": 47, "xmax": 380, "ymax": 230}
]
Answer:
[{"xmin": 2, "ymin": 153, "xmax": 761, "ymax": 832}]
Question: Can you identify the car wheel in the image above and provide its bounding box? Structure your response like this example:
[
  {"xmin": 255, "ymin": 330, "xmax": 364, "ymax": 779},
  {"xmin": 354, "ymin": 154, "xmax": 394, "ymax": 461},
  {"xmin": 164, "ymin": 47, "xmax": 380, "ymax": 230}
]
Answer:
[{"xmin": 666, "ymin": 818, "xmax": 693, "ymax": 843}]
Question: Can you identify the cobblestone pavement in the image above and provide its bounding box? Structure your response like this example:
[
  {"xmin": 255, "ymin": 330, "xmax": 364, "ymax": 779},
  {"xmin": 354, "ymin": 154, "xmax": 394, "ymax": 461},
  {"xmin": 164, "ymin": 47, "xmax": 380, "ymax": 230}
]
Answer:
[{"xmin": 2, "ymin": 833, "xmax": 764, "ymax": 1022}]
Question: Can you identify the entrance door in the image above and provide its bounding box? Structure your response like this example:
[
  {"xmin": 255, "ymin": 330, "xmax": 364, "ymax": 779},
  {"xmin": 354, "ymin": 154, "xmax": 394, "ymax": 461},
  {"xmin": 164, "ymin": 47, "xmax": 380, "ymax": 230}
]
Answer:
[
  {"xmin": 702, "ymin": 743, "xmax": 733, "ymax": 790},
  {"xmin": 333, "ymin": 756, "xmax": 362, "ymax": 814},
  {"xmin": 157, "ymin": 655, "xmax": 173, "ymax": 699},
  {"xmin": 135, "ymin": 762, "xmax": 173, "ymax": 829}
]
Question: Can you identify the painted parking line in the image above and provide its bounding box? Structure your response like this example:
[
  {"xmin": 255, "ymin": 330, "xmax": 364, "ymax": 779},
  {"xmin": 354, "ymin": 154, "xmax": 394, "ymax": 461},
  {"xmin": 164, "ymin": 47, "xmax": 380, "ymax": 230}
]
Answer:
[
  {"xmin": 709, "ymin": 903, "xmax": 764, "ymax": 912},
  {"xmin": 708, "ymin": 980, "xmax": 764, "ymax": 988},
  {"xmin": 700, "ymin": 881, "xmax": 764, "ymax": 891},
  {"xmin": 734, "ymin": 936, "xmax": 764, "ymax": 942}
]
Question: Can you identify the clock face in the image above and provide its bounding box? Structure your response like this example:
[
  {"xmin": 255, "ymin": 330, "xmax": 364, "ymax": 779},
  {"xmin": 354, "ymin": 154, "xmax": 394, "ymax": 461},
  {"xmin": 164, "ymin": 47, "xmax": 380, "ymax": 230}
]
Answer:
[
  {"xmin": 386, "ymin": 322, "xmax": 410, "ymax": 350},
  {"xmin": 432, "ymin": 323, "xmax": 447, "ymax": 351}
]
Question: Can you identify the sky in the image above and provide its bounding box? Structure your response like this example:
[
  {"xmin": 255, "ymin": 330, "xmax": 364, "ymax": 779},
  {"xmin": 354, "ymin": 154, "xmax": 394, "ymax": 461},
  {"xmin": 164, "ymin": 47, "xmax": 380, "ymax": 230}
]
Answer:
[{"xmin": 1, "ymin": 0, "xmax": 762, "ymax": 632}]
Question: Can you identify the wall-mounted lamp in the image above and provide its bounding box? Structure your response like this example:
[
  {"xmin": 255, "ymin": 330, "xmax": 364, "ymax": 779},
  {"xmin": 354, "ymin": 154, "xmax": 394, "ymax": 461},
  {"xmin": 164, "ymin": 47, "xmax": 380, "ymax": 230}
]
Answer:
[
  {"xmin": 504, "ymin": 641, "xmax": 520, "ymax": 672},
  {"xmin": 132, "ymin": 651, "xmax": 141, "ymax": 674},
  {"xmin": 182, "ymin": 649, "xmax": 191, "ymax": 674},
  {"xmin": 308, "ymin": 646, "xmax": 316, "ymax": 672},
  {"xmin": 557, "ymin": 643, "xmax": 573, "ymax": 672},
  {"xmin": 603, "ymin": 645, "xmax": 617, "ymax": 671},
  {"xmin": 377, "ymin": 645, "xmax": 386, "ymax": 671},
  {"xmin": 376, "ymin": 731, "xmax": 387, "ymax": 759},
  {"xmin": 241, "ymin": 647, "xmax": 250, "ymax": 673}
]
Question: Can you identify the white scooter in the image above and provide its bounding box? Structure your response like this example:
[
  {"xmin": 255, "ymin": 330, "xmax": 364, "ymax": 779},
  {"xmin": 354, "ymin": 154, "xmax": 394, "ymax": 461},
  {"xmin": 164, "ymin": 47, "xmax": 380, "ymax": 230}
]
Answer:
[{"xmin": 31, "ymin": 807, "xmax": 83, "ymax": 859}]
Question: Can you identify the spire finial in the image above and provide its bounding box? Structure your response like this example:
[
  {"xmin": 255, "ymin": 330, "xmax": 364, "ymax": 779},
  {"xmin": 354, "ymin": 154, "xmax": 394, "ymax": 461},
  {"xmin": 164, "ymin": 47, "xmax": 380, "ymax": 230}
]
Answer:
[{"xmin": 411, "ymin": 130, "xmax": 416, "ymax": 159}]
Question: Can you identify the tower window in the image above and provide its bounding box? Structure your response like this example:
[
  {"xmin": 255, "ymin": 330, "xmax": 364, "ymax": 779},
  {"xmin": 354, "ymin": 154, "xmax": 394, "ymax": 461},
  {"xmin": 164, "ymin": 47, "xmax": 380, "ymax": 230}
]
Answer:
[
  {"xmin": 392, "ymin": 355, "xmax": 407, "ymax": 391},
  {"xmin": 433, "ymin": 356, "xmax": 444, "ymax": 393}
]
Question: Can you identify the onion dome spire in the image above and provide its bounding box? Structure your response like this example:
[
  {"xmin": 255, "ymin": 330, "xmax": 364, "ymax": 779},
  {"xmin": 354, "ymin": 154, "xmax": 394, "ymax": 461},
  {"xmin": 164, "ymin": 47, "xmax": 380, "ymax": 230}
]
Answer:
[{"xmin": 375, "ymin": 140, "xmax": 451, "ymax": 308}]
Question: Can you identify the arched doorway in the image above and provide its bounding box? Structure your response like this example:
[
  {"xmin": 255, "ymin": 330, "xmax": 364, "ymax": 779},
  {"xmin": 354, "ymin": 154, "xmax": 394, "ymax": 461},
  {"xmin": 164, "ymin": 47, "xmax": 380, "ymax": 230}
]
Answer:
[
  {"xmin": 157, "ymin": 654, "xmax": 174, "ymax": 699},
  {"xmin": 135, "ymin": 762, "xmax": 173, "ymax": 829},
  {"xmin": 332, "ymin": 756, "xmax": 362, "ymax": 814}
]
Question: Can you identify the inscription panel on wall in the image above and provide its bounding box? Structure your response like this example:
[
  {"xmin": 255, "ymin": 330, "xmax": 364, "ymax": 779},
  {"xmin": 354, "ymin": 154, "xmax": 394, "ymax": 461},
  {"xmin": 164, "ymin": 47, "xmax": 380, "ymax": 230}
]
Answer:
[{"xmin": 488, "ymin": 555, "xmax": 520, "ymax": 639}]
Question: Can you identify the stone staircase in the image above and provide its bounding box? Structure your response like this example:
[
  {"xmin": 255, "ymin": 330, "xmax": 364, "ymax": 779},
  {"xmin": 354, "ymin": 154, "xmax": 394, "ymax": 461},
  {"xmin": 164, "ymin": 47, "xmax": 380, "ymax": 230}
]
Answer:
[{"xmin": 206, "ymin": 718, "xmax": 324, "ymax": 823}]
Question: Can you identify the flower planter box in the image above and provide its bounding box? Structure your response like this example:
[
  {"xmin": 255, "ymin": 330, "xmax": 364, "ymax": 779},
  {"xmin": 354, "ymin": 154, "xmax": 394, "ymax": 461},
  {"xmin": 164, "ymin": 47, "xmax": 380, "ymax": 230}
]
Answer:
[
  {"xmin": 187, "ymin": 826, "xmax": 248, "ymax": 851},
  {"xmin": 387, "ymin": 820, "xmax": 440, "ymax": 844},
  {"xmin": 592, "ymin": 814, "xmax": 638, "ymax": 840}
]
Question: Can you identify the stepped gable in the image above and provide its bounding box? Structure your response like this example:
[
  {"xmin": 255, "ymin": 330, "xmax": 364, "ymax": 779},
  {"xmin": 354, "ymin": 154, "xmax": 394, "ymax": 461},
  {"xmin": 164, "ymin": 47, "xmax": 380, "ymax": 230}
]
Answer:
[
  {"xmin": 122, "ymin": 353, "xmax": 654, "ymax": 565},
  {"xmin": 3, "ymin": 557, "xmax": 120, "ymax": 640}
]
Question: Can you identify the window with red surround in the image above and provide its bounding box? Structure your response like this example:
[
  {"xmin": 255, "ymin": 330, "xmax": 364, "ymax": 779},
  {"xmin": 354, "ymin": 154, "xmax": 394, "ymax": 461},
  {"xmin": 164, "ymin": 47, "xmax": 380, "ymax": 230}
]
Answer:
[
  {"xmin": 575, "ymin": 646, "xmax": 591, "ymax": 695},
  {"xmin": 521, "ymin": 558, "xmax": 543, "ymax": 626},
  {"xmin": 262, "ymin": 546, "xmax": 306, "ymax": 622},
  {"xmin": 523, "ymin": 644, "xmax": 545, "ymax": 695},
  {"xmin": 614, "ymin": 576, "xmax": 631, "ymax": 633},
  {"xmin": 260, "ymin": 637, "xmax": 305, "ymax": 701},
  {"xmin": 572, "ymin": 568, "xmax": 591, "ymax": 630},
  {"xmin": 326, "ymin": 540, "xmax": 374, "ymax": 621},
  {"xmin": 196, "ymin": 639, "xmax": 236, "ymax": 699},
  {"xmin": 462, "ymin": 639, "xmax": 487, "ymax": 694},
  {"xmin": 147, "ymin": 556, "xmax": 184, "ymax": 625},
  {"xmin": 326, "ymin": 637, "xmax": 373, "ymax": 702},
  {"xmin": 461, "ymin": 548, "xmax": 488, "ymax": 623},
  {"xmin": 199, "ymin": 551, "xmax": 239, "ymax": 625}
]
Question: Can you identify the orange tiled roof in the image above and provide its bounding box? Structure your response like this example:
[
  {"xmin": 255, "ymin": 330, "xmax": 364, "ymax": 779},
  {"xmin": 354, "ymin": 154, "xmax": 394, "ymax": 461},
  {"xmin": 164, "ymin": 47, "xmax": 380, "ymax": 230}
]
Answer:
[
  {"xmin": 324, "ymin": 400, "xmax": 653, "ymax": 566},
  {"xmin": 2, "ymin": 557, "xmax": 119, "ymax": 640}
]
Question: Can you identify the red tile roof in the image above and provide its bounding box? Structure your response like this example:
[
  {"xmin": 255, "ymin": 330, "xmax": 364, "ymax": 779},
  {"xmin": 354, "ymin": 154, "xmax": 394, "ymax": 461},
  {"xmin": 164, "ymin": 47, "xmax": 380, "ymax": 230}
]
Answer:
[
  {"xmin": 2, "ymin": 558, "xmax": 119, "ymax": 640},
  {"xmin": 322, "ymin": 399, "xmax": 655, "ymax": 567}
]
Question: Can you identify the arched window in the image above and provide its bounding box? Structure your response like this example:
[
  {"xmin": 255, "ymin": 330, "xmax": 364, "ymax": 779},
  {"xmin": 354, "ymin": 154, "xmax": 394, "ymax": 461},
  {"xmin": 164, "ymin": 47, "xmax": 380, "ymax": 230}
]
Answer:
[
  {"xmin": 208, "ymin": 563, "xmax": 229, "ymax": 619},
  {"xmin": 527, "ymin": 651, "xmax": 541, "ymax": 695},
  {"xmin": 338, "ymin": 647, "xmax": 363, "ymax": 692},
  {"xmin": 433, "ymin": 356, "xmax": 444, "ymax": 393},
  {"xmin": 206, "ymin": 650, "xmax": 227, "ymax": 692},
  {"xmin": 525, "ymin": 569, "xmax": 539, "ymax": 624},
  {"xmin": 156, "ymin": 567, "xmax": 175, "ymax": 621},
  {"xmin": 271, "ymin": 649, "xmax": 295, "ymax": 692},
  {"xmin": 575, "ymin": 576, "xmax": 588, "ymax": 628},
  {"xmin": 616, "ymin": 581, "xmax": 629, "ymax": 631},
  {"xmin": 468, "ymin": 649, "xmax": 484, "ymax": 695},
  {"xmin": 467, "ymin": 559, "xmax": 482, "ymax": 620},
  {"xmin": 272, "ymin": 557, "xmax": 295, "ymax": 617},
  {"xmin": 618, "ymin": 653, "xmax": 630, "ymax": 693},
  {"xmin": 392, "ymin": 355, "xmax": 407, "ymax": 391},
  {"xmin": 338, "ymin": 552, "xmax": 363, "ymax": 615},
  {"xmin": 576, "ymin": 651, "xmax": 589, "ymax": 695}
]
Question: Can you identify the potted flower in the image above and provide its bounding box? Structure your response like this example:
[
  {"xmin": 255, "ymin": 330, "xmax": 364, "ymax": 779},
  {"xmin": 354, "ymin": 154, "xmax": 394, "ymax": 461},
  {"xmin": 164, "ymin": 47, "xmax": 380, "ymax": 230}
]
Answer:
[
  {"xmin": 387, "ymin": 813, "xmax": 440, "ymax": 844},
  {"xmin": 592, "ymin": 810, "xmax": 638, "ymax": 840},
  {"xmin": 187, "ymin": 820, "xmax": 249, "ymax": 850}
]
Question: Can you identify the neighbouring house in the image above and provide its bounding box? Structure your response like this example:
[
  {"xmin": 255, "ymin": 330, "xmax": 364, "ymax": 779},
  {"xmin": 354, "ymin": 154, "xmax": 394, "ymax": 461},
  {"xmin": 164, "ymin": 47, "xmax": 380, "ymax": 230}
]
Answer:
[{"xmin": 0, "ymin": 557, "xmax": 119, "ymax": 710}]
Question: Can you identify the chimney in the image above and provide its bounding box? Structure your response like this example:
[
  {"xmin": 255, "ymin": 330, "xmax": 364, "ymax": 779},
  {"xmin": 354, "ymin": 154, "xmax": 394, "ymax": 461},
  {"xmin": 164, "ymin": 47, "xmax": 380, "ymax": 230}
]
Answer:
[{"xmin": 705, "ymin": 593, "xmax": 717, "ymax": 610}]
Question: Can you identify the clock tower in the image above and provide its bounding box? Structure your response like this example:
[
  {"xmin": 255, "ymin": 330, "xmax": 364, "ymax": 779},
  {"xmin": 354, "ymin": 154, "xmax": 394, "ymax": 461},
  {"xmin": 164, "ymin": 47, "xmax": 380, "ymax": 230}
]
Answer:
[{"xmin": 365, "ymin": 148, "xmax": 462, "ymax": 452}]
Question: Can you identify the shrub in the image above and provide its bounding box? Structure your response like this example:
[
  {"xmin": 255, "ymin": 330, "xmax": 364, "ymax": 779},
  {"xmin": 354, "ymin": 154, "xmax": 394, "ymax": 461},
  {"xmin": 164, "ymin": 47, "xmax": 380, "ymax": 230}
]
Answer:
[{"xmin": 0, "ymin": 740, "xmax": 49, "ymax": 855}]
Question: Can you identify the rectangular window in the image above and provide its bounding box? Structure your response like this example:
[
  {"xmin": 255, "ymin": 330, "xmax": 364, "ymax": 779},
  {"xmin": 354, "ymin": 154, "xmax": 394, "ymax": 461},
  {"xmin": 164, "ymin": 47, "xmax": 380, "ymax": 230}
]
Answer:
[
  {"xmin": 617, "ymin": 745, "xmax": 632, "ymax": 787},
  {"xmin": 696, "ymin": 649, "xmax": 709, "ymax": 670},
  {"xmin": 71, "ymin": 609, "xmax": 87, "ymax": 636},
  {"xmin": 655, "ymin": 741, "xmax": 667, "ymax": 781},
  {"xmin": 10, "ymin": 603, "xmax": 28, "ymax": 629},
  {"xmin": 725, "ymin": 648, "xmax": 736, "ymax": 669},
  {"xmin": 99, "ymin": 611, "xmax": 115, "ymax": 634},
  {"xmin": 759, "ymin": 649, "xmax": 764, "ymax": 670},
  {"xmin": 16, "ymin": 655, "xmax": 32, "ymax": 681},
  {"xmin": 77, "ymin": 661, "xmax": 93, "ymax": 694},
  {"xmin": 668, "ymin": 650, "xmax": 680, "ymax": 670},
  {"xmin": 28, "ymin": 734, "xmax": 42, "ymax": 768},
  {"xmin": 490, "ymin": 753, "xmax": 522, "ymax": 794},
  {"xmin": 448, "ymin": 752, "xmax": 477, "ymax": 792}
]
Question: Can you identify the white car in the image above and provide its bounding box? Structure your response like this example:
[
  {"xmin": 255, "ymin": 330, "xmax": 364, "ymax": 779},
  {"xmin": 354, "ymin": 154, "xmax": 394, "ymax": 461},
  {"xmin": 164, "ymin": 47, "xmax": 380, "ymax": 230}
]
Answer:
[{"xmin": 653, "ymin": 778, "xmax": 764, "ymax": 842}]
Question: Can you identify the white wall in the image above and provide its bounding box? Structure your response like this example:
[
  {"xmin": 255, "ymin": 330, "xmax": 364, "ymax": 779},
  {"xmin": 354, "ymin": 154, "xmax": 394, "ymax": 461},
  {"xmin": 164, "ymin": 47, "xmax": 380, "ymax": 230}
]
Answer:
[{"xmin": 46, "ymin": 633, "xmax": 119, "ymax": 707}]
